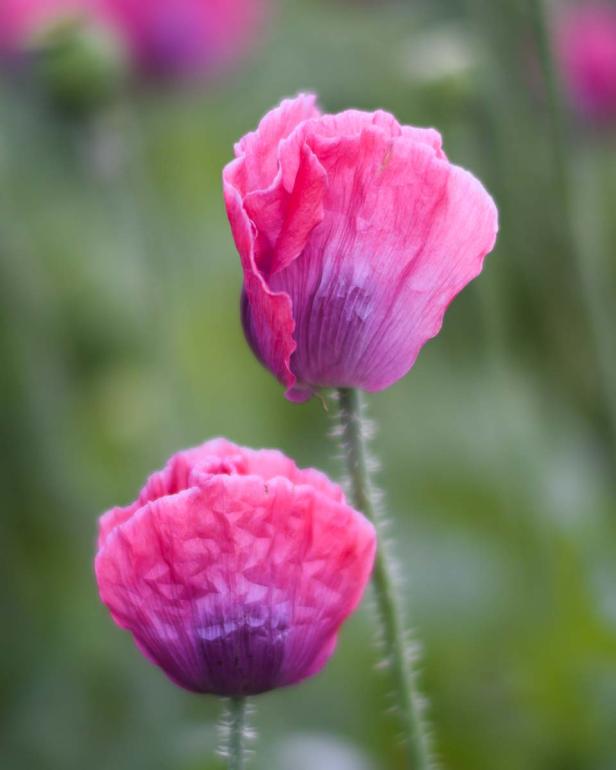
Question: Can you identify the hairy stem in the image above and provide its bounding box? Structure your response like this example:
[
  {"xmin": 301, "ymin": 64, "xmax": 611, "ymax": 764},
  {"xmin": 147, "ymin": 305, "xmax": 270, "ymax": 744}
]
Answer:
[
  {"xmin": 226, "ymin": 697, "xmax": 248, "ymax": 770},
  {"xmin": 336, "ymin": 388, "xmax": 434, "ymax": 770}
]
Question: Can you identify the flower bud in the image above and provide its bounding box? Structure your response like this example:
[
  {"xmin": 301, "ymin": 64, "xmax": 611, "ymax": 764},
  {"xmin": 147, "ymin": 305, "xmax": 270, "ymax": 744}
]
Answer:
[{"xmin": 33, "ymin": 15, "xmax": 126, "ymax": 114}]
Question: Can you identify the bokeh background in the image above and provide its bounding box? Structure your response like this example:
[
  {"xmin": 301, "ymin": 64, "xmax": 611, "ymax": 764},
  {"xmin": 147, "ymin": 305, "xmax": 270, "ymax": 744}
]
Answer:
[{"xmin": 1, "ymin": 0, "xmax": 616, "ymax": 769}]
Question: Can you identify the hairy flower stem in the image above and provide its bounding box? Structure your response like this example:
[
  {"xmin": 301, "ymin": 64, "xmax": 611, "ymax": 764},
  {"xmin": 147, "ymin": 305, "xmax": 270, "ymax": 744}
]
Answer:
[
  {"xmin": 226, "ymin": 697, "xmax": 248, "ymax": 770},
  {"xmin": 336, "ymin": 388, "xmax": 434, "ymax": 770},
  {"xmin": 528, "ymin": 0, "xmax": 616, "ymax": 459}
]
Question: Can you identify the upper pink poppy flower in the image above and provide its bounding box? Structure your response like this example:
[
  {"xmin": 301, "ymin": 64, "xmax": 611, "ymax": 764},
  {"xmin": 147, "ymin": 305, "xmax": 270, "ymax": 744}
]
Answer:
[
  {"xmin": 96, "ymin": 0, "xmax": 266, "ymax": 79},
  {"xmin": 95, "ymin": 438, "xmax": 376, "ymax": 696},
  {"xmin": 223, "ymin": 94, "xmax": 498, "ymax": 403},
  {"xmin": 556, "ymin": 2, "xmax": 616, "ymax": 121},
  {"xmin": 0, "ymin": 0, "xmax": 86, "ymax": 55}
]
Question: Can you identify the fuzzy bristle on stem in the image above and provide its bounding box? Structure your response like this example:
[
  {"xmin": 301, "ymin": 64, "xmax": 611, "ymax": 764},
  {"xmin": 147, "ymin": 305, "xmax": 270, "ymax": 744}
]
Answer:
[
  {"xmin": 335, "ymin": 388, "xmax": 435, "ymax": 770},
  {"xmin": 218, "ymin": 696, "xmax": 251, "ymax": 770}
]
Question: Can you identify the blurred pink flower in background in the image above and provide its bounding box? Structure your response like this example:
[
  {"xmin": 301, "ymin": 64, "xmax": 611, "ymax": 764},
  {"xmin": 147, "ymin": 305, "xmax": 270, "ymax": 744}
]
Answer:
[
  {"xmin": 0, "ymin": 0, "xmax": 86, "ymax": 55},
  {"xmin": 556, "ymin": 2, "xmax": 616, "ymax": 121},
  {"xmin": 0, "ymin": 0, "xmax": 267, "ymax": 82},
  {"xmin": 96, "ymin": 439, "xmax": 376, "ymax": 695},
  {"xmin": 97, "ymin": 0, "xmax": 267, "ymax": 79},
  {"xmin": 224, "ymin": 94, "xmax": 498, "ymax": 403}
]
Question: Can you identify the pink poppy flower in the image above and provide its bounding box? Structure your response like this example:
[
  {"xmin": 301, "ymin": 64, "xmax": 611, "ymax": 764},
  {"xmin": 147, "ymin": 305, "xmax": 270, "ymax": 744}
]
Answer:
[
  {"xmin": 95, "ymin": 0, "xmax": 266, "ymax": 79},
  {"xmin": 95, "ymin": 438, "xmax": 376, "ymax": 696},
  {"xmin": 556, "ymin": 2, "xmax": 616, "ymax": 121},
  {"xmin": 0, "ymin": 0, "xmax": 86, "ymax": 54},
  {"xmin": 223, "ymin": 94, "xmax": 498, "ymax": 403}
]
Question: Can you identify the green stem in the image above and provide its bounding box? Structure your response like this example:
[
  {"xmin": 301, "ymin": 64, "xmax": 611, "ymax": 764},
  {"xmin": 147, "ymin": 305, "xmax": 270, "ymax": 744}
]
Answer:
[
  {"xmin": 528, "ymin": 0, "xmax": 616, "ymax": 456},
  {"xmin": 227, "ymin": 697, "xmax": 248, "ymax": 770},
  {"xmin": 336, "ymin": 388, "xmax": 434, "ymax": 770}
]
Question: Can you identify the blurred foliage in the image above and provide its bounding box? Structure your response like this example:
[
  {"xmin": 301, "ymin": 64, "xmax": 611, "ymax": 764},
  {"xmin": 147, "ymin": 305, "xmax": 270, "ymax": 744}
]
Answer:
[{"xmin": 1, "ymin": 0, "xmax": 615, "ymax": 769}]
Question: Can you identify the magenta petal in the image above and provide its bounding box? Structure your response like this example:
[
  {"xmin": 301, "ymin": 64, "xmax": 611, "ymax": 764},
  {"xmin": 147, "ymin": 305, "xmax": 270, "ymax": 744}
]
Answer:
[
  {"xmin": 244, "ymin": 141, "xmax": 327, "ymax": 277},
  {"xmin": 225, "ymin": 105, "xmax": 330, "ymax": 392},
  {"xmin": 97, "ymin": 502, "xmax": 139, "ymax": 549},
  {"xmin": 308, "ymin": 108, "xmax": 446, "ymax": 159},
  {"xmin": 225, "ymin": 181, "xmax": 297, "ymax": 390},
  {"xmin": 226, "ymin": 93, "xmax": 321, "ymax": 197}
]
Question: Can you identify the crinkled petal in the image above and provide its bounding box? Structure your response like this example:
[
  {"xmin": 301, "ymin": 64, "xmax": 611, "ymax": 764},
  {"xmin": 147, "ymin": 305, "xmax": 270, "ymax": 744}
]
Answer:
[
  {"xmin": 97, "ymin": 501, "xmax": 139, "ymax": 549},
  {"xmin": 225, "ymin": 93, "xmax": 321, "ymax": 197},
  {"xmin": 310, "ymin": 108, "xmax": 446, "ymax": 158},
  {"xmin": 97, "ymin": 438, "xmax": 243, "ymax": 549},
  {"xmin": 98, "ymin": 439, "xmax": 346, "ymax": 546},
  {"xmin": 244, "ymin": 141, "xmax": 327, "ymax": 277},
  {"xmin": 236, "ymin": 447, "xmax": 346, "ymax": 504},
  {"xmin": 224, "ymin": 98, "xmax": 330, "ymax": 392}
]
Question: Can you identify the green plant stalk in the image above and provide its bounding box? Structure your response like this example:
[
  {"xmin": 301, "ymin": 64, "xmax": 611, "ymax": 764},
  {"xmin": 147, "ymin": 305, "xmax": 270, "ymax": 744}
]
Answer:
[
  {"xmin": 227, "ymin": 697, "xmax": 248, "ymax": 770},
  {"xmin": 528, "ymin": 0, "xmax": 616, "ymax": 455},
  {"xmin": 336, "ymin": 388, "xmax": 434, "ymax": 770}
]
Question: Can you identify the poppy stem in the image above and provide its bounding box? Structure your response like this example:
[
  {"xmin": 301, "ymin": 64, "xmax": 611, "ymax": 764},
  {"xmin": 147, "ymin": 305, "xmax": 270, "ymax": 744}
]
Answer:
[
  {"xmin": 528, "ymin": 0, "xmax": 616, "ymax": 459},
  {"xmin": 335, "ymin": 388, "xmax": 434, "ymax": 770},
  {"xmin": 226, "ymin": 696, "xmax": 248, "ymax": 770}
]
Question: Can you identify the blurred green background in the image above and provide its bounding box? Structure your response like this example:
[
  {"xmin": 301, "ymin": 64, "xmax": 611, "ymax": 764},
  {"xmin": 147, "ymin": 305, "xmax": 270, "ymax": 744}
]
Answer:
[{"xmin": 1, "ymin": 0, "xmax": 616, "ymax": 768}]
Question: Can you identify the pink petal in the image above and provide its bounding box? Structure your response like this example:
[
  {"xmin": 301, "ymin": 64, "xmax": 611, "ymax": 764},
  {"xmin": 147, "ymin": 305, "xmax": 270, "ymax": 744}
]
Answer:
[
  {"xmin": 226, "ymin": 93, "xmax": 321, "ymax": 198},
  {"xmin": 309, "ymin": 108, "xmax": 446, "ymax": 158},
  {"xmin": 225, "ymin": 100, "xmax": 328, "ymax": 393},
  {"xmin": 225, "ymin": 181, "xmax": 298, "ymax": 390},
  {"xmin": 97, "ymin": 501, "xmax": 139, "ymax": 549},
  {"xmin": 97, "ymin": 439, "xmax": 346, "ymax": 548}
]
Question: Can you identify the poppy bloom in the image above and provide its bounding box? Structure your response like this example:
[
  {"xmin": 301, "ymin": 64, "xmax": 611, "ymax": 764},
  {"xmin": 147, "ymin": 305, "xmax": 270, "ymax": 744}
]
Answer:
[
  {"xmin": 556, "ymin": 2, "xmax": 616, "ymax": 121},
  {"xmin": 95, "ymin": 439, "xmax": 376, "ymax": 696},
  {"xmin": 224, "ymin": 94, "xmax": 498, "ymax": 402},
  {"xmin": 96, "ymin": 0, "xmax": 266, "ymax": 79},
  {"xmin": 0, "ymin": 0, "xmax": 85, "ymax": 55}
]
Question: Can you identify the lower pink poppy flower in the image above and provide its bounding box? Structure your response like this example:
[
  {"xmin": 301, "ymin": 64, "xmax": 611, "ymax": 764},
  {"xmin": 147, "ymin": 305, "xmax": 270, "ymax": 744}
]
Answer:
[{"xmin": 95, "ymin": 439, "xmax": 376, "ymax": 696}]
